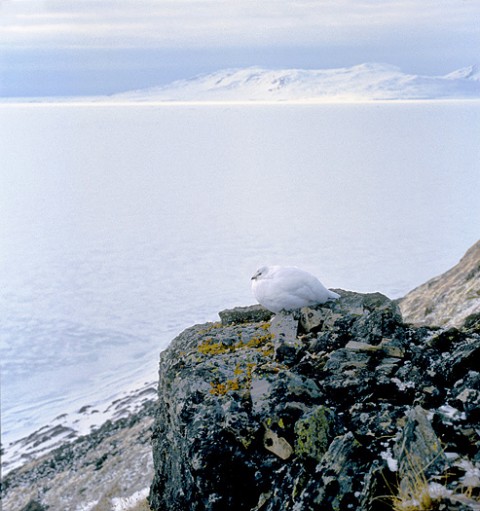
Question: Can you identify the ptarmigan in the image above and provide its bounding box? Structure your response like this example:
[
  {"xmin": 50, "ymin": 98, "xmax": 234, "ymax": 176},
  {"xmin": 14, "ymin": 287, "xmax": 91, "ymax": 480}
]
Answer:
[{"xmin": 251, "ymin": 265, "xmax": 340, "ymax": 313}]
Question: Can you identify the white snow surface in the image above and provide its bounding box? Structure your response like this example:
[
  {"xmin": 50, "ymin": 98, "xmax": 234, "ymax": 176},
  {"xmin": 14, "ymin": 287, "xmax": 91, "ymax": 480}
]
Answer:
[
  {"xmin": 251, "ymin": 265, "xmax": 339, "ymax": 313},
  {"xmin": 114, "ymin": 63, "xmax": 480, "ymax": 102}
]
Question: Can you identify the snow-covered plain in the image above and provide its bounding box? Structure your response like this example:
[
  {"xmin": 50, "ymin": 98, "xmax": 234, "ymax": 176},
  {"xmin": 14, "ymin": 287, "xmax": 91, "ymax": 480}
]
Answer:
[
  {"xmin": 1, "ymin": 97, "xmax": 479, "ymax": 475},
  {"xmin": 113, "ymin": 63, "xmax": 480, "ymax": 102}
]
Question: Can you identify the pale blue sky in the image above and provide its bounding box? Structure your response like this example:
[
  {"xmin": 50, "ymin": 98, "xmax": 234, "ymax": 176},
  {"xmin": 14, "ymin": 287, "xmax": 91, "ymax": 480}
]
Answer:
[{"xmin": 1, "ymin": 0, "xmax": 479, "ymax": 97}]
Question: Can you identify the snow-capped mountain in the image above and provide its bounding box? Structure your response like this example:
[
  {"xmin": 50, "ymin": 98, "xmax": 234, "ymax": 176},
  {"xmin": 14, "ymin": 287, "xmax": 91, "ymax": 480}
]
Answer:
[
  {"xmin": 115, "ymin": 63, "xmax": 480, "ymax": 102},
  {"xmin": 444, "ymin": 64, "xmax": 480, "ymax": 81}
]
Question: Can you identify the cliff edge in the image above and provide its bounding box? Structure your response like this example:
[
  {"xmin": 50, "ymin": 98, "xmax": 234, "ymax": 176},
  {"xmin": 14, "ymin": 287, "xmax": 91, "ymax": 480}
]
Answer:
[
  {"xmin": 149, "ymin": 292, "xmax": 480, "ymax": 510},
  {"xmin": 3, "ymin": 243, "xmax": 479, "ymax": 511}
]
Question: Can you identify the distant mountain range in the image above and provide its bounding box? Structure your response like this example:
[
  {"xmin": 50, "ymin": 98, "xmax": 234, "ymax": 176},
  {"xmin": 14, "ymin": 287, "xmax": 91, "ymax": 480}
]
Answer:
[{"xmin": 114, "ymin": 63, "xmax": 480, "ymax": 102}]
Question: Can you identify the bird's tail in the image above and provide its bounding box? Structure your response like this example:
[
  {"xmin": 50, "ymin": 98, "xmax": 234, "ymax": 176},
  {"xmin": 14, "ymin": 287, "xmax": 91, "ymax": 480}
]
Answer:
[{"xmin": 327, "ymin": 289, "xmax": 341, "ymax": 300}]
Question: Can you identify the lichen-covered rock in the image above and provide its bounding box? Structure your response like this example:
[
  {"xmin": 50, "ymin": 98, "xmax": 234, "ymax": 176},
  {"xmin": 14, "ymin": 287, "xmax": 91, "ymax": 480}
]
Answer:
[
  {"xmin": 294, "ymin": 406, "xmax": 333, "ymax": 462},
  {"xmin": 149, "ymin": 291, "xmax": 480, "ymax": 511},
  {"xmin": 218, "ymin": 304, "xmax": 273, "ymax": 325}
]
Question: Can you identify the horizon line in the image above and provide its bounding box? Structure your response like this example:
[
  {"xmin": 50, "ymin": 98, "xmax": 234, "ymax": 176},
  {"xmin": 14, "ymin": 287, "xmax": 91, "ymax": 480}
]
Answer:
[{"xmin": 2, "ymin": 98, "xmax": 480, "ymax": 107}]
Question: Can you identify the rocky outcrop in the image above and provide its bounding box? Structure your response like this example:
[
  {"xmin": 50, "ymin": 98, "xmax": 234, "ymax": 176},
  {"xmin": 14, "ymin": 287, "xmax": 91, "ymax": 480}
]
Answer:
[
  {"xmin": 149, "ymin": 292, "xmax": 480, "ymax": 511},
  {"xmin": 400, "ymin": 240, "xmax": 480, "ymax": 328},
  {"xmin": 3, "ymin": 246, "xmax": 479, "ymax": 511}
]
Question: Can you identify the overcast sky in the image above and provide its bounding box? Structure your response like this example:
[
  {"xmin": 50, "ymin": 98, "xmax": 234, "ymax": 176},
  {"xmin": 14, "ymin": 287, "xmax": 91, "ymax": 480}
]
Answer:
[{"xmin": 1, "ymin": 0, "xmax": 479, "ymax": 97}]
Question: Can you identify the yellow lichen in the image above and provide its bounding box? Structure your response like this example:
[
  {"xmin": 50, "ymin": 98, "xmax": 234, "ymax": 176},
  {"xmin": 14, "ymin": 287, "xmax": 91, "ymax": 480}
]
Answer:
[
  {"xmin": 197, "ymin": 332, "xmax": 274, "ymax": 357},
  {"xmin": 198, "ymin": 329, "xmax": 275, "ymax": 397},
  {"xmin": 233, "ymin": 364, "xmax": 244, "ymax": 376},
  {"xmin": 208, "ymin": 362, "xmax": 259, "ymax": 397},
  {"xmin": 209, "ymin": 379, "xmax": 240, "ymax": 396},
  {"xmin": 246, "ymin": 362, "xmax": 256, "ymax": 378},
  {"xmin": 245, "ymin": 333, "xmax": 274, "ymax": 349},
  {"xmin": 197, "ymin": 338, "xmax": 231, "ymax": 356}
]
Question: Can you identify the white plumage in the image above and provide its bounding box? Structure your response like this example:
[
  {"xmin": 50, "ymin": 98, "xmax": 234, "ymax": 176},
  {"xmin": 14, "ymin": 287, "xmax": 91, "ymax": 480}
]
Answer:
[{"xmin": 251, "ymin": 265, "xmax": 340, "ymax": 313}]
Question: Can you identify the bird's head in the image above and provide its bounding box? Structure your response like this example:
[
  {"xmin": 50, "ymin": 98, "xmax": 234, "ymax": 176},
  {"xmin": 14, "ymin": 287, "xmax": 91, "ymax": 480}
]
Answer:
[{"xmin": 251, "ymin": 266, "xmax": 269, "ymax": 281}]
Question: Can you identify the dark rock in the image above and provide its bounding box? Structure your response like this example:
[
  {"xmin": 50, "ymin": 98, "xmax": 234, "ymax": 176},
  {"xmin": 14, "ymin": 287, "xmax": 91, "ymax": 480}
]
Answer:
[
  {"xmin": 463, "ymin": 312, "xmax": 480, "ymax": 333},
  {"xmin": 394, "ymin": 405, "xmax": 447, "ymax": 478},
  {"xmin": 20, "ymin": 500, "xmax": 47, "ymax": 511},
  {"xmin": 441, "ymin": 337, "xmax": 480, "ymax": 383},
  {"xmin": 295, "ymin": 432, "xmax": 368, "ymax": 510},
  {"xmin": 429, "ymin": 327, "xmax": 467, "ymax": 352},
  {"xmin": 149, "ymin": 291, "xmax": 480, "ymax": 511},
  {"xmin": 218, "ymin": 304, "xmax": 273, "ymax": 325},
  {"xmin": 452, "ymin": 371, "xmax": 480, "ymax": 420}
]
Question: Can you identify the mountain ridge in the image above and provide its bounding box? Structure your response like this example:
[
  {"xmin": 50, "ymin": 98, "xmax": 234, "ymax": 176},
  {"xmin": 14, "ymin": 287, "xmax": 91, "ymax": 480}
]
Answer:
[
  {"xmin": 399, "ymin": 239, "xmax": 480, "ymax": 328},
  {"xmin": 114, "ymin": 63, "xmax": 480, "ymax": 102}
]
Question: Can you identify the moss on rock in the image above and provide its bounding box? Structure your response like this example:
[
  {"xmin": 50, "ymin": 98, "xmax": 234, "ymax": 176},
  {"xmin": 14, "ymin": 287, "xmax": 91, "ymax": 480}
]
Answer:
[{"xmin": 294, "ymin": 406, "xmax": 333, "ymax": 462}]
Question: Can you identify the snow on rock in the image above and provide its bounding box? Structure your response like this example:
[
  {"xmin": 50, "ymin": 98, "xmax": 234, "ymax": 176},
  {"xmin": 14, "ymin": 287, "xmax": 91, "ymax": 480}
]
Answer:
[
  {"xmin": 1, "ymin": 380, "xmax": 157, "ymax": 476},
  {"xmin": 2, "ymin": 395, "xmax": 155, "ymax": 511},
  {"xmin": 112, "ymin": 488, "xmax": 150, "ymax": 511}
]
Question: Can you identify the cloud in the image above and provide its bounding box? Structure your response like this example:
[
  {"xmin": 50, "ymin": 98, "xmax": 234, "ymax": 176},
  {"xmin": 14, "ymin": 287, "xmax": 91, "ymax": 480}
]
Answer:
[{"xmin": 1, "ymin": 0, "xmax": 479, "ymax": 50}]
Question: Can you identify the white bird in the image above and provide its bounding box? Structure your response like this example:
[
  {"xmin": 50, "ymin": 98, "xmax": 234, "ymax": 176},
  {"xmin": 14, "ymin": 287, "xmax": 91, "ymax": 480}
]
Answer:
[{"xmin": 251, "ymin": 265, "xmax": 340, "ymax": 313}]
